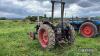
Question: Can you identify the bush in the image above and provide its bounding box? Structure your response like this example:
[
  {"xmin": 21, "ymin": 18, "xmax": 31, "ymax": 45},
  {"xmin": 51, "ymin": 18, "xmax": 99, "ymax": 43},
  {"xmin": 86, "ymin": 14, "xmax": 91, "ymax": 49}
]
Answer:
[
  {"xmin": 25, "ymin": 16, "xmax": 37, "ymax": 22},
  {"xmin": 0, "ymin": 17, "xmax": 7, "ymax": 20}
]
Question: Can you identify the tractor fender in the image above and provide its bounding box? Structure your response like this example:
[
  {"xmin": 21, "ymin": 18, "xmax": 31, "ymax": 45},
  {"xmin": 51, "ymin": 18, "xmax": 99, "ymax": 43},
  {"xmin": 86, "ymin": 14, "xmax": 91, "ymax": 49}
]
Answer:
[
  {"xmin": 81, "ymin": 20, "xmax": 98, "ymax": 28},
  {"xmin": 81, "ymin": 20, "xmax": 98, "ymax": 31},
  {"xmin": 43, "ymin": 21, "xmax": 55, "ymax": 30},
  {"xmin": 35, "ymin": 21, "xmax": 55, "ymax": 32},
  {"xmin": 81, "ymin": 20, "xmax": 94, "ymax": 25},
  {"xmin": 79, "ymin": 20, "xmax": 97, "ymax": 28}
]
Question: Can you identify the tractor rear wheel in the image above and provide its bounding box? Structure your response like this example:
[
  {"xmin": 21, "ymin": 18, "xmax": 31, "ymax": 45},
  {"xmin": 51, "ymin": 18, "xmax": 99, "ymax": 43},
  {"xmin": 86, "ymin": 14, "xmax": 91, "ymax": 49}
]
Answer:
[
  {"xmin": 79, "ymin": 22, "xmax": 97, "ymax": 38},
  {"xmin": 66, "ymin": 23, "xmax": 75, "ymax": 44},
  {"xmin": 56, "ymin": 22, "xmax": 75, "ymax": 47},
  {"xmin": 38, "ymin": 24, "xmax": 55, "ymax": 49}
]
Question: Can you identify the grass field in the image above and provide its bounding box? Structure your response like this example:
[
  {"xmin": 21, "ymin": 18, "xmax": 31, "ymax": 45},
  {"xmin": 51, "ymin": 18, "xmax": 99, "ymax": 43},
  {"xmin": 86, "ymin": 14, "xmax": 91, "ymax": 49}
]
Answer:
[{"xmin": 0, "ymin": 20, "xmax": 100, "ymax": 56}]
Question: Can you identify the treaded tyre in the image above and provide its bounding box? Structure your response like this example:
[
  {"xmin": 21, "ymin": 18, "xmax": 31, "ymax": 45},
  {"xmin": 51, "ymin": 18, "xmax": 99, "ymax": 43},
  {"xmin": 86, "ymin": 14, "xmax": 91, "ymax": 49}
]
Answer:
[
  {"xmin": 56, "ymin": 22, "xmax": 75, "ymax": 46},
  {"xmin": 65, "ymin": 23, "xmax": 75, "ymax": 44},
  {"xmin": 79, "ymin": 22, "xmax": 97, "ymax": 38},
  {"xmin": 38, "ymin": 24, "xmax": 55, "ymax": 49}
]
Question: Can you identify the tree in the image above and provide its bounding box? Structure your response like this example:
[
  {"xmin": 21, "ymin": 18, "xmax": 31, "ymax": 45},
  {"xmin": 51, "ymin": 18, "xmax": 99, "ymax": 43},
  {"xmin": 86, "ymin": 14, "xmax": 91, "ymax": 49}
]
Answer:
[
  {"xmin": 44, "ymin": 14, "xmax": 47, "ymax": 18},
  {"xmin": 25, "ymin": 16, "xmax": 37, "ymax": 22},
  {"xmin": 0, "ymin": 17, "xmax": 7, "ymax": 20}
]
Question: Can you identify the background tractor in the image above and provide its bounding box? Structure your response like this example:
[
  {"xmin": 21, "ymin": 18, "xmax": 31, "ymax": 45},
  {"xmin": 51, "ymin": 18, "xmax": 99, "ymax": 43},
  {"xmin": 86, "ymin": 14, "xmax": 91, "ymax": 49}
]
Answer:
[
  {"xmin": 69, "ymin": 17, "xmax": 100, "ymax": 38},
  {"xmin": 29, "ymin": 0, "xmax": 75, "ymax": 49}
]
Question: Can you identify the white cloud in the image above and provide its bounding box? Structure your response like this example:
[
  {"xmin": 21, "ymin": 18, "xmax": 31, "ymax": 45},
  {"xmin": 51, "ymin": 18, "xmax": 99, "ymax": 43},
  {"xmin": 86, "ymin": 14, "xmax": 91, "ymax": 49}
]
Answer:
[
  {"xmin": 0, "ymin": 11, "xmax": 24, "ymax": 18},
  {"xmin": 64, "ymin": 4, "xmax": 81, "ymax": 17},
  {"xmin": 0, "ymin": 0, "xmax": 100, "ymax": 18}
]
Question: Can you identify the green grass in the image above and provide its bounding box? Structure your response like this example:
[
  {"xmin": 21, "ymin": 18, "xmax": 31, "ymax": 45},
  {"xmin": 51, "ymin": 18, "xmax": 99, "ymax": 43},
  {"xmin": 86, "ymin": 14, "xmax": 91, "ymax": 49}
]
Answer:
[{"xmin": 0, "ymin": 20, "xmax": 100, "ymax": 56}]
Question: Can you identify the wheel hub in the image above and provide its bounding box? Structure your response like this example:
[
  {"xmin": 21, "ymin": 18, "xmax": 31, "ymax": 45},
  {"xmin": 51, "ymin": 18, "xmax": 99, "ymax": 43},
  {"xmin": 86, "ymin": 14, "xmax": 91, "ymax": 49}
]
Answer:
[
  {"xmin": 39, "ymin": 29, "xmax": 48, "ymax": 48},
  {"xmin": 81, "ymin": 25, "xmax": 93, "ymax": 37},
  {"xmin": 83, "ymin": 26, "xmax": 92, "ymax": 35}
]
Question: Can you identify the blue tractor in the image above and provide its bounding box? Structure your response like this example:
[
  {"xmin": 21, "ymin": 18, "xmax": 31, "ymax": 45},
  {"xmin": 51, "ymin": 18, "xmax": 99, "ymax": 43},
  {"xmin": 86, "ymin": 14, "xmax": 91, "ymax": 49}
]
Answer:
[{"xmin": 69, "ymin": 17, "xmax": 100, "ymax": 38}]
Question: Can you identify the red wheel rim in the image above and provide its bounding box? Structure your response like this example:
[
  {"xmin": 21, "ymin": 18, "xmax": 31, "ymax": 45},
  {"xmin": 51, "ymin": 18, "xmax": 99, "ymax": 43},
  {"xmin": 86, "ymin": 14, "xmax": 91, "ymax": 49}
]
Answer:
[
  {"xmin": 81, "ymin": 25, "xmax": 94, "ymax": 37},
  {"xmin": 38, "ymin": 29, "xmax": 48, "ymax": 48}
]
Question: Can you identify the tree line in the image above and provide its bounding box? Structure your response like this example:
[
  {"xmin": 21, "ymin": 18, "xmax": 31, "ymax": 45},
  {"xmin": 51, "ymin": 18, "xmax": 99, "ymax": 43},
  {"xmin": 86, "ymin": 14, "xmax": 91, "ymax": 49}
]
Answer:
[{"xmin": 0, "ymin": 14, "xmax": 48, "ymax": 22}]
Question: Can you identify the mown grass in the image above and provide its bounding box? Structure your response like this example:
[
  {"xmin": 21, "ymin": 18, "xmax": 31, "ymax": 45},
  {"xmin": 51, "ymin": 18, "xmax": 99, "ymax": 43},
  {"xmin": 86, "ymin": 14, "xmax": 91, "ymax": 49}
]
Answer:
[{"xmin": 0, "ymin": 20, "xmax": 100, "ymax": 56}]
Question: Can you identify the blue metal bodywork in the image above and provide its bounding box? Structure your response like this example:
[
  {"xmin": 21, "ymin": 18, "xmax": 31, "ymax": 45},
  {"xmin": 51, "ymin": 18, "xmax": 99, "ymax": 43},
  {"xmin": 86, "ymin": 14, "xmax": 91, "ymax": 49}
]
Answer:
[
  {"xmin": 93, "ymin": 20, "xmax": 100, "ymax": 25},
  {"xmin": 69, "ymin": 18, "xmax": 100, "ymax": 30},
  {"xmin": 70, "ymin": 20, "xmax": 100, "ymax": 25},
  {"xmin": 69, "ymin": 20, "xmax": 83, "ymax": 25}
]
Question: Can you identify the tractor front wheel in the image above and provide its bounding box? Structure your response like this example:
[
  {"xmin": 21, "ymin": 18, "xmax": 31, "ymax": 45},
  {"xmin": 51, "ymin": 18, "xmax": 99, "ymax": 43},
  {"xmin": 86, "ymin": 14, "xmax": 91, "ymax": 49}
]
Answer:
[
  {"xmin": 38, "ymin": 24, "xmax": 55, "ymax": 49},
  {"xmin": 79, "ymin": 22, "xmax": 97, "ymax": 38}
]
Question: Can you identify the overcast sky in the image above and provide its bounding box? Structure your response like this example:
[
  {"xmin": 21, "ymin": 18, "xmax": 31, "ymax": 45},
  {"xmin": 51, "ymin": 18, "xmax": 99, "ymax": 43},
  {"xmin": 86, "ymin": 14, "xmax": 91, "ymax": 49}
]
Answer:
[{"xmin": 0, "ymin": 0, "xmax": 100, "ymax": 18}]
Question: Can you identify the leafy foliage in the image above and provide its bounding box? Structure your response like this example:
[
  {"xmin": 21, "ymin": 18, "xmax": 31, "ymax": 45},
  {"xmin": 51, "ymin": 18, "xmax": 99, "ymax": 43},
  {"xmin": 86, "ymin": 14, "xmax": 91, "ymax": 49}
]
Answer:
[
  {"xmin": 25, "ymin": 16, "xmax": 37, "ymax": 22},
  {"xmin": 0, "ymin": 17, "xmax": 7, "ymax": 20}
]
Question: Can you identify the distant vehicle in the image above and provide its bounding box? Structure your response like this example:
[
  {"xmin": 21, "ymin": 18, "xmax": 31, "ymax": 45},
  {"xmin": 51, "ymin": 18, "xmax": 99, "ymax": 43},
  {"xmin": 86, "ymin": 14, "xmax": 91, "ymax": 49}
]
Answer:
[{"xmin": 70, "ymin": 17, "xmax": 100, "ymax": 38}]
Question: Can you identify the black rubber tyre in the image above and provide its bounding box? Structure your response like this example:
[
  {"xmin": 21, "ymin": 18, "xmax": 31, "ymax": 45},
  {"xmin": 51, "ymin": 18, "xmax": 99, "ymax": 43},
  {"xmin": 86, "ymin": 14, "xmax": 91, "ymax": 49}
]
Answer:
[
  {"xmin": 65, "ymin": 23, "xmax": 75, "ymax": 44},
  {"xmin": 56, "ymin": 22, "xmax": 75, "ymax": 46},
  {"xmin": 79, "ymin": 22, "xmax": 97, "ymax": 38},
  {"xmin": 38, "ymin": 24, "xmax": 55, "ymax": 49}
]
